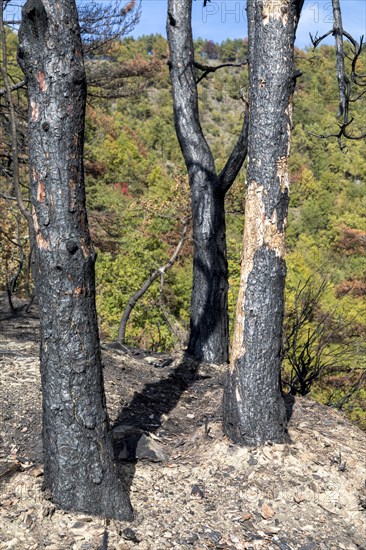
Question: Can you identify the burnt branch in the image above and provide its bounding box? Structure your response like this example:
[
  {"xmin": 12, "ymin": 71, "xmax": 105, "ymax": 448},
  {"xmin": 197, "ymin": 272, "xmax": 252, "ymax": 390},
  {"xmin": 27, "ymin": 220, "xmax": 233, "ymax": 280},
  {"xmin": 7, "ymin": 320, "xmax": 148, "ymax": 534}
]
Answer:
[
  {"xmin": 85, "ymin": 55, "xmax": 162, "ymax": 99},
  {"xmin": 117, "ymin": 216, "xmax": 190, "ymax": 345},
  {"xmin": 217, "ymin": 105, "xmax": 249, "ymax": 194},
  {"xmin": 328, "ymin": 369, "xmax": 366, "ymax": 410},
  {"xmin": 0, "ymin": 192, "xmax": 30, "ymax": 202},
  {"xmin": 309, "ymin": 0, "xmax": 366, "ymax": 148},
  {"xmin": 283, "ymin": 277, "xmax": 362, "ymax": 397},
  {"xmin": 194, "ymin": 60, "xmax": 247, "ymax": 84},
  {"xmin": 332, "ymin": 0, "xmax": 348, "ymax": 119},
  {"xmin": 309, "ymin": 30, "xmax": 333, "ymax": 48},
  {"xmin": 78, "ymin": 0, "xmax": 140, "ymax": 55},
  {"xmin": 0, "ymin": 1, "xmax": 31, "ymax": 224},
  {"xmin": 0, "ymin": 78, "xmax": 27, "ymax": 97},
  {"xmin": 308, "ymin": 118, "xmax": 366, "ymax": 151}
]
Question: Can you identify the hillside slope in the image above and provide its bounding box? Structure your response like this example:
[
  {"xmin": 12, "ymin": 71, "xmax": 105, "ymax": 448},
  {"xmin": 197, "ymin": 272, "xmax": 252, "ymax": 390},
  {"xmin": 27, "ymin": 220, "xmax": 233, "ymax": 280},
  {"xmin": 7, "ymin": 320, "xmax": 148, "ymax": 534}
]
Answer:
[{"xmin": 1, "ymin": 296, "xmax": 365, "ymax": 550}]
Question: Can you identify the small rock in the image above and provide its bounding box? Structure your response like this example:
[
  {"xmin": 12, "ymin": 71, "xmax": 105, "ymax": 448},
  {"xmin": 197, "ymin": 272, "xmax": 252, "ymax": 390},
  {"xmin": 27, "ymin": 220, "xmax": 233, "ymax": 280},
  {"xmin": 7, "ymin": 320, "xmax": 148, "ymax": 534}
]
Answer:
[
  {"xmin": 30, "ymin": 465, "xmax": 44, "ymax": 477},
  {"xmin": 191, "ymin": 484, "xmax": 205, "ymax": 499},
  {"xmin": 265, "ymin": 525, "xmax": 281, "ymax": 534},
  {"xmin": 71, "ymin": 521, "xmax": 89, "ymax": 529},
  {"xmin": 23, "ymin": 513, "xmax": 34, "ymax": 528},
  {"xmin": 248, "ymin": 456, "xmax": 258, "ymax": 465},
  {"xmin": 206, "ymin": 529, "xmax": 222, "ymax": 543},
  {"xmin": 179, "ymin": 533, "xmax": 199, "ymax": 545},
  {"xmin": 155, "ymin": 358, "xmax": 173, "ymax": 368},
  {"xmin": 261, "ymin": 503, "xmax": 275, "ymax": 519},
  {"xmin": 136, "ymin": 433, "xmax": 167, "ymax": 462},
  {"xmin": 17, "ymin": 455, "xmax": 31, "ymax": 464},
  {"xmin": 41, "ymin": 504, "xmax": 56, "ymax": 518},
  {"xmin": 186, "ymin": 413, "xmax": 195, "ymax": 419},
  {"xmin": 144, "ymin": 356, "xmax": 157, "ymax": 365},
  {"xmin": 122, "ymin": 528, "xmax": 140, "ymax": 543}
]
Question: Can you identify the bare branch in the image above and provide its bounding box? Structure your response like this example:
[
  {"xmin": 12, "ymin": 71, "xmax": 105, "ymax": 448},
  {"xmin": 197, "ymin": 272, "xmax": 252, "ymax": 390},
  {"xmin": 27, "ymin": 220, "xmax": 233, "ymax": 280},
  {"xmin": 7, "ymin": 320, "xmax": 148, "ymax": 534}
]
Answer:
[
  {"xmin": 332, "ymin": 0, "xmax": 348, "ymax": 119},
  {"xmin": 309, "ymin": 1, "xmax": 366, "ymax": 148},
  {"xmin": 0, "ymin": 78, "xmax": 27, "ymax": 97},
  {"xmin": 309, "ymin": 29, "xmax": 333, "ymax": 48},
  {"xmin": 194, "ymin": 60, "xmax": 247, "ymax": 84},
  {"xmin": 350, "ymin": 89, "xmax": 366, "ymax": 102},
  {"xmin": 283, "ymin": 277, "xmax": 362, "ymax": 396},
  {"xmin": 0, "ymin": 192, "xmax": 30, "ymax": 202},
  {"xmin": 308, "ymin": 117, "xmax": 366, "ymax": 150},
  {"xmin": 117, "ymin": 217, "xmax": 191, "ymax": 345},
  {"xmin": 0, "ymin": 1, "xmax": 31, "ymax": 224},
  {"xmin": 217, "ymin": 105, "xmax": 249, "ymax": 194},
  {"xmin": 78, "ymin": 0, "xmax": 140, "ymax": 55}
]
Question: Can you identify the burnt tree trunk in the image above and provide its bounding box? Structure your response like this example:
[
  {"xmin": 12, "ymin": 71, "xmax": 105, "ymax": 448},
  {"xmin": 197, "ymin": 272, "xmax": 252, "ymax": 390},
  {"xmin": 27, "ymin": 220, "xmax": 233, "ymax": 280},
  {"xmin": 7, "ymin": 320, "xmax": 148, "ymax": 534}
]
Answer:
[
  {"xmin": 17, "ymin": 0, "xmax": 132, "ymax": 519},
  {"xmin": 167, "ymin": 0, "xmax": 248, "ymax": 364},
  {"xmin": 188, "ymin": 181, "xmax": 229, "ymax": 363},
  {"xmin": 223, "ymin": 0, "xmax": 303, "ymax": 445}
]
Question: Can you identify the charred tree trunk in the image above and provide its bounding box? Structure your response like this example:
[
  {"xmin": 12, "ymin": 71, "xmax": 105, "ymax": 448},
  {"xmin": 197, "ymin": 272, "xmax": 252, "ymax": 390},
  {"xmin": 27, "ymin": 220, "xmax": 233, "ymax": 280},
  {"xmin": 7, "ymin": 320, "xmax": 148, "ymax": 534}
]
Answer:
[
  {"xmin": 223, "ymin": 0, "xmax": 303, "ymax": 445},
  {"xmin": 17, "ymin": 0, "xmax": 132, "ymax": 519},
  {"xmin": 167, "ymin": 0, "xmax": 248, "ymax": 364},
  {"xmin": 188, "ymin": 180, "xmax": 229, "ymax": 362}
]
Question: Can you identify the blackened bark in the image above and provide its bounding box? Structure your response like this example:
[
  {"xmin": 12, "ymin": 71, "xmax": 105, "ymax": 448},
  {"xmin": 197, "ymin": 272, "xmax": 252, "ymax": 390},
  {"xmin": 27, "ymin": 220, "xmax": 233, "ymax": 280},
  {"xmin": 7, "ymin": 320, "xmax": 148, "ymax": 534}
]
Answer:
[
  {"xmin": 188, "ymin": 181, "xmax": 229, "ymax": 363},
  {"xmin": 17, "ymin": 0, "xmax": 132, "ymax": 519},
  {"xmin": 223, "ymin": 0, "xmax": 303, "ymax": 446},
  {"xmin": 332, "ymin": 0, "xmax": 348, "ymax": 120},
  {"xmin": 167, "ymin": 0, "xmax": 248, "ymax": 364}
]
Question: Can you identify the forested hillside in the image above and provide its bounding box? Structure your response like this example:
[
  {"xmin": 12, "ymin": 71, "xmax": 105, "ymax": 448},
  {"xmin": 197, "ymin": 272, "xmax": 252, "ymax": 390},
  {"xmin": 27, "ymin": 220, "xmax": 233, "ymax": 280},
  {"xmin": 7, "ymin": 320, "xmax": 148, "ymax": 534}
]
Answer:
[{"xmin": 1, "ymin": 34, "xmax": 365, "ymax": 427}]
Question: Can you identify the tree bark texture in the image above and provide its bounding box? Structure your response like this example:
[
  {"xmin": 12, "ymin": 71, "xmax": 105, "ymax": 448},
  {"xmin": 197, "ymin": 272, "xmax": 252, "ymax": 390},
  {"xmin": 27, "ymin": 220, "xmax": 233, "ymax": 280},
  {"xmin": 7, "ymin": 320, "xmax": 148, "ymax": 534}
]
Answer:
[
  {"xmin": 223, "ymin": 0, "xmax": 303, "ymax": 446},
  {"xmin": 167, "ymin": 0, "xmax": 248, "ymax": 364},
  {"xmin": 17, "ymin": 0, "xmax": 132, "ymax": 519}
]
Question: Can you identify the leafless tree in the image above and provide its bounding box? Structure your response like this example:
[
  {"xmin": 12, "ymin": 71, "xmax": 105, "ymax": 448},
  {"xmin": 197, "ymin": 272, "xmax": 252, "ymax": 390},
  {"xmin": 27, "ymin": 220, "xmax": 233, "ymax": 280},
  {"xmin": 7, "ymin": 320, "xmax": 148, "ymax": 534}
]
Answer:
[
  {"xmin": 282, "ymin": 278, "xmax": 363, "ymax": 396},
  {"xmin": 309, "ymin": 0, "xmax": 366, "ymax": 148}
]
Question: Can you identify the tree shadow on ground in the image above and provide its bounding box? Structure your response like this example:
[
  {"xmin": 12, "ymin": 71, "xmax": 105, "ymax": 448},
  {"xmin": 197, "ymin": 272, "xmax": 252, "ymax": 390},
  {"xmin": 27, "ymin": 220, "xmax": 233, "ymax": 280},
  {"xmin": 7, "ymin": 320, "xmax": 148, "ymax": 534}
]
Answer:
[
  {"xmin": 111, "ymin": 353, "xmax": 212, "ymax": 494},
  {"xmin": 284, "ymin": 393, "xmax": 295, "ymax": 422},
  {"xmin": 112, "ymin": 350, "xmax": 295, "ymax": 499},
  {"xmin": 112, "ymin": 354, "xmax": 202, "ymax": 434}
]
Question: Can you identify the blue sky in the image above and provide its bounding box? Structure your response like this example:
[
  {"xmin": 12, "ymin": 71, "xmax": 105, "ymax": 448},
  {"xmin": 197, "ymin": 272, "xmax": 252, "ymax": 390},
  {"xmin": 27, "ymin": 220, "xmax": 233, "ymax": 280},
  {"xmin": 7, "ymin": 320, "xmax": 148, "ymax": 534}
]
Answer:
[
  {"xmin": 4, "ymin": 1, "xmax": 365, "ymax": 49},
  {"xmin": 131, "ymin": 1, "xmax": 366, "ymax": 49}
]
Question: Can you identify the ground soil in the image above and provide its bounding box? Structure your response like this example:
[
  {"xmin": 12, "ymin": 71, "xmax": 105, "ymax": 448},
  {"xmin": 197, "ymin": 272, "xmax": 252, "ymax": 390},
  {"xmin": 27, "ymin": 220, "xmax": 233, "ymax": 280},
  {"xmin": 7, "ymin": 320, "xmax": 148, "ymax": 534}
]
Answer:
[{"xmin": 0, "ymin": 293, "xmax": 365, "ymax": 549}]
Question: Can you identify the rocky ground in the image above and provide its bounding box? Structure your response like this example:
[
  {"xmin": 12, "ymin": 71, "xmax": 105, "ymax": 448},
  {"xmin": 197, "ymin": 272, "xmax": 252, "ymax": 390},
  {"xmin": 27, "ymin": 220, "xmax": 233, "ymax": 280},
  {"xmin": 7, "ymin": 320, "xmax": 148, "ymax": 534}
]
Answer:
[{"xmin": 0, "ymin": 294, "xmax": 365, "ymax": 550}]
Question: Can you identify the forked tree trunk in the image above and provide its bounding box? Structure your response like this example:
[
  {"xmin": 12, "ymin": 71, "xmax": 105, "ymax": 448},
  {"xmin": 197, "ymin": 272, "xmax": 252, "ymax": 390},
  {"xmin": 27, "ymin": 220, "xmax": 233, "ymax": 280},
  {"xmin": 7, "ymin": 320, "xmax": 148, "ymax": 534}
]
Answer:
[
  {"xmin": 223, "ymin": 0, "xmax": 304, "ymax": 445},
  {"xmin": 167, "ymin": 0, "xmax": 248, "ymax": 364},
  {"xmin": 17, "ymin": 0, "xmax": 132, "ymax": 519}
]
